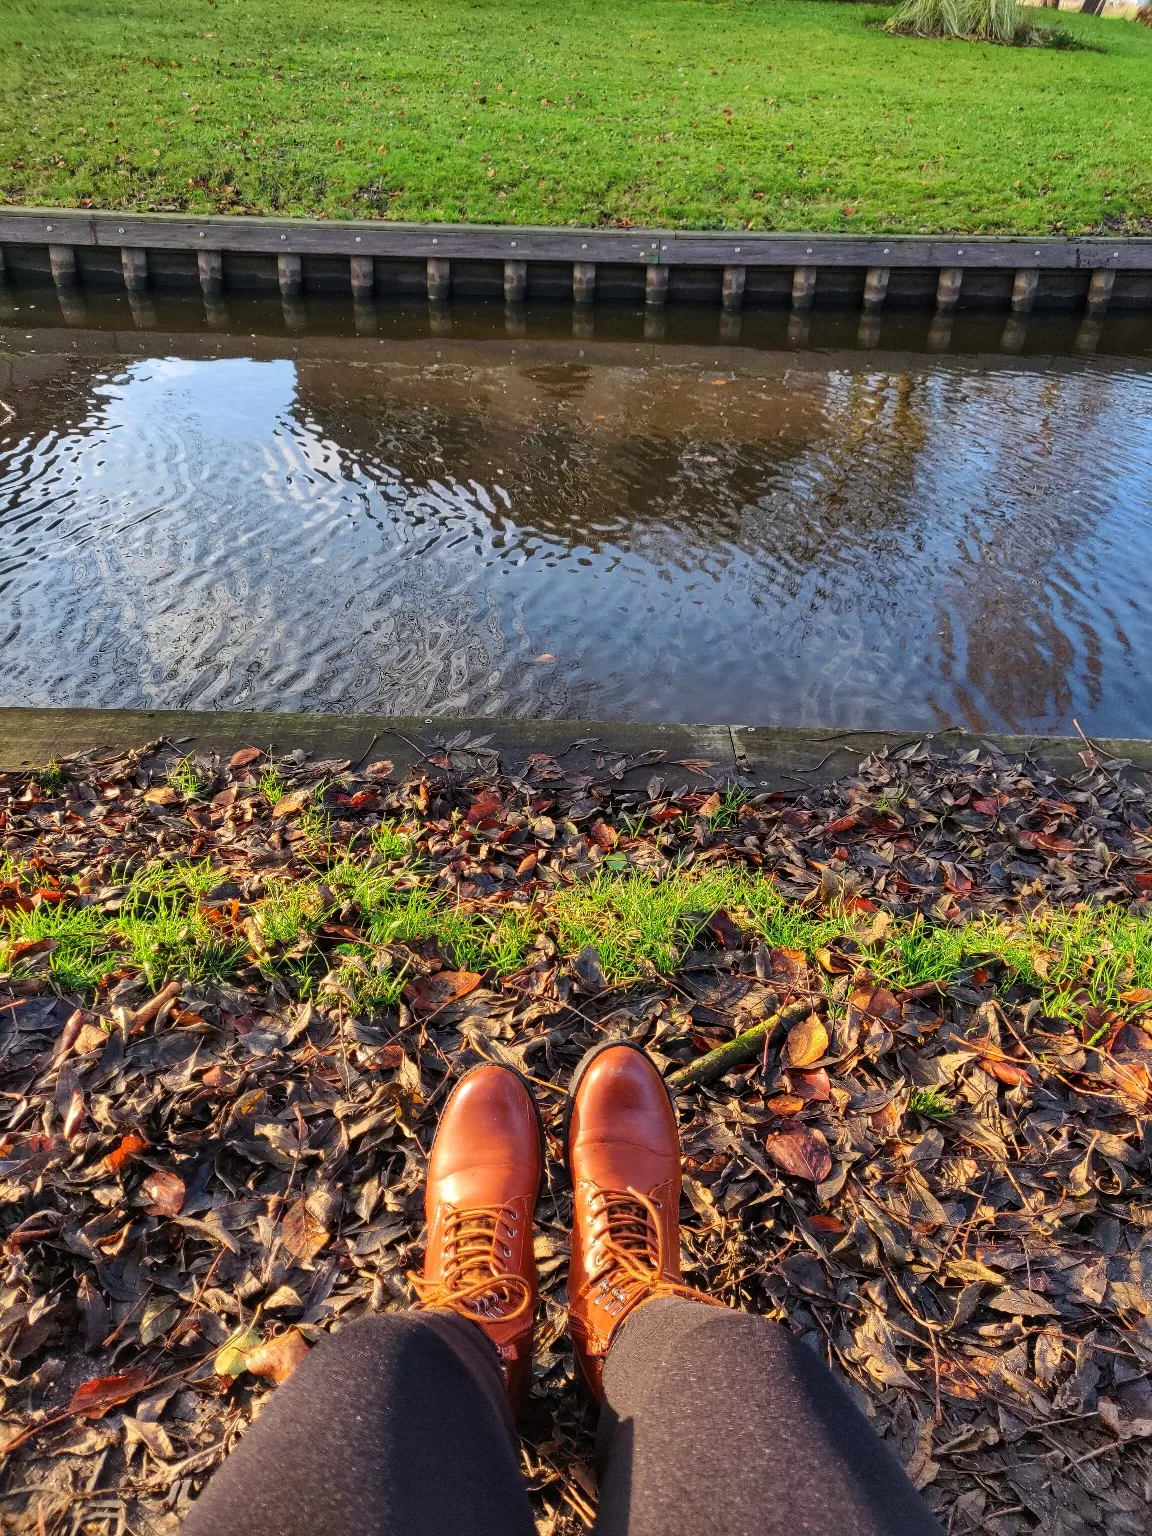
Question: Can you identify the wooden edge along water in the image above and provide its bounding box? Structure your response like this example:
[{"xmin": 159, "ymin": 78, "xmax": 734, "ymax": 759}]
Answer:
[
  {"xmin": 2, "ymin": 708, "xmax": 1152, "ymax": 791},
  {"xmin": 1, "ymin": 208, "xmax": 1151, "ymax": 317}
]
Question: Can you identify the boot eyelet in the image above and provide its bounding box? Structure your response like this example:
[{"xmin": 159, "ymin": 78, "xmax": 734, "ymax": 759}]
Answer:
[{"xmin": 503, "ymin": 1245, "xmax": 512, "ymax": 1257}]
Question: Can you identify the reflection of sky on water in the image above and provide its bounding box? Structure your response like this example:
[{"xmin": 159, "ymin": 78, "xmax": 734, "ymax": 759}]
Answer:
[{"xmin": 0, "ymin": 347, "xmax": 1150, "ymax": 733}]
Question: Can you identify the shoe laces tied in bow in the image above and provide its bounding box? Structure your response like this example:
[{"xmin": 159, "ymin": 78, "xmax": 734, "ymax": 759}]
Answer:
[{"xmin": 412, "ymin": 1203, "xmax": 531, "ymax": 1322}]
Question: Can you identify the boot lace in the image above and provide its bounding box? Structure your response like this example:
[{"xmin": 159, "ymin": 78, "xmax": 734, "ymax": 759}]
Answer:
[
  {"xmin": 586, "ymin": 1186, "xmax": 716, "ymax": 1320},
  {"xmin": 412, "ymin": 1204, "xmax": 531, "ymax": 1323}
]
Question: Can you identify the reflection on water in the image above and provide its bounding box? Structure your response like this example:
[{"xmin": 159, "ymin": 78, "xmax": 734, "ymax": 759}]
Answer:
[{"xmin": 1, "ymin": 298, "xmax": 1151, "ymax": 734}]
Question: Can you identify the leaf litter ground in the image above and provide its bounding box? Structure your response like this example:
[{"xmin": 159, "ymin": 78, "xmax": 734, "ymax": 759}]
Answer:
[{"xmin": 1, "ymin": 732, "xmax": 1152, "ymax": 1535}]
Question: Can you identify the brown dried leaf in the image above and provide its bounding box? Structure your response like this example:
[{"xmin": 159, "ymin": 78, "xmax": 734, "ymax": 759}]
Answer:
[
  {"xmin": 229, "ymin": 747, "xmax": 262, "ymax": 768},
  {"xmin": 785, "ymin": 1014, "xmax": 829, "ymax": 1068},
  {"xmin": 270, "ymin": 786, "xmax": 313, "ymax": 820},
  {"xmin": 141, "ymin": 1168, "xmax": 186, "ymax": 1217},
  {"xmin": 281, "ymin": 1196, "xmax": 329, "ymax": 1264},
  {"xmin": 106, "ymin": 1133, "xmax": 149, "ymax": 1174},
  {"xmin": 765, "ymin": 1127, "xmax": 833, "ymax": 1183},
  {"xmin": 404, "ymin": 969, "xmax": 482, "ymax": 1013},
  {"xmin": 245, "ymin": 1330, "xmax": 311, "ymax": 1383}
]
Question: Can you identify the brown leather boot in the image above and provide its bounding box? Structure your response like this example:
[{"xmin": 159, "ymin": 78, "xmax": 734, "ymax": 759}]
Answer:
[
  {"xmin": 412, "ymin": 1064, "xmax": 543, "ymax": 1413},
  {"xmin": 564, "ymin": 1041, "xmax": 725, "ymax": 1397}
]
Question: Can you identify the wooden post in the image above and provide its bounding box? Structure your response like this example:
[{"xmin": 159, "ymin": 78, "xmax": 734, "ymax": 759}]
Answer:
[
  {"xmin": 1087, "ymin": 269, "xmax": 1115, "ymax": 318},
  {"xmin": 121, "ymin": 247, "xmax": 149, "ymax": 294},
  {"xmin": 49, "ymin": 245, "xmax": 77, "ymax": 289},
  {"xmin": 645, "ymin": 266, "xmax": 669, "ymax": 307},
  {"xmin": 504, "ymin": 260, "xmax": 527, "ymax": 303},
  {"xmin": 791, "ymin": 266, "xmax": 816, "ymax": 311},
  {"xmin": 428, "ymin": 303, "xmax": 452, "ymax": 337},
  {"xmin": 1011, "ymin": 268, "xmax": 1038, "ymax": 316},
  {"xmin": 927, "ymin": 313, "xmax": 952, "ymax": 352},
  {"xmin": 350, "ymin": 255, "xmax": 374, "ymax": 301},
  {"xmin": 281, "ymin": 297, "xmax": 307, "ymax": 332},
  {"xmin": 572, "ymin": 262, "xmax": 596, "ymax": 304},
  {"xmin": 863, "ymin": 266, "xmax": 890, "ymax": 314},
  {"xmin": 644, "ymin": 307, "xmax": 666, "ymax": 339},
  {"xmin": 504, "ymin": 304, "xmax": 527, "ymax": 338},
  {"xmin": 197, "ymin": 250, "xmax": 223, "ymax": 297},
  {"xmin": 936, "ymin": 267, "xmax": 963, "ymax": 313},
  {"xmin": 857, "ymin": 314, "xmax": 881, "ymax": 349},
  {"xmin": 719, "ymin": 310, "xmax": 741, "ymax": 343},
  {"xmin": 427, "ymin": 258, "xmax": 451, "ymax": 301},
  {"xmin": 572, "ymin": 308, "xmax": 594, "ymax": 340},
  {"xmin": 278, "ymin": 253, "xmax": 302, "ymax": 298},
  {"xmin": 1001, "ymin": 316, "xmax": 1027, "ymax": 354},
  {"xmin": 787, "ymin": 312, "xmax": 810, "ymax": 347},
  {"xmin": 721, "ymin": 265, "xmax": 745, "ymax": 310}
]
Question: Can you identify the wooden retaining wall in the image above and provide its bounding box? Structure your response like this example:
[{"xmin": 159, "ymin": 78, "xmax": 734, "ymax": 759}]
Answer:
[{"xmin": 2, "ymin": 208, "xmax": 1151, "ymax": 317}]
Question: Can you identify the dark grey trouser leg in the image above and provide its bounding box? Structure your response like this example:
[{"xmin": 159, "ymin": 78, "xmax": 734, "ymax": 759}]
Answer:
[
  {"xmin": 182, "ymin": 1311, "xmax": 534, "ymax": 1536},
  {"xmin": 594, "ymin": 1297, "xmax": 942, "ymax": 1536}
]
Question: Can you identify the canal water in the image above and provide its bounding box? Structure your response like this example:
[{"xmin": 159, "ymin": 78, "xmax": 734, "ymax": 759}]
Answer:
[{"xmin": 2, "ymin": 291, "xmax": 1151, "ymax": 736}]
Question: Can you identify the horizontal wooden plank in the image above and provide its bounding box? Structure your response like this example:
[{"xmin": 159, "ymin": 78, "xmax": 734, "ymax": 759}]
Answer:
[{"xmin": 0, "ymin": 208, "xmax": 1149, "ymax": 270}]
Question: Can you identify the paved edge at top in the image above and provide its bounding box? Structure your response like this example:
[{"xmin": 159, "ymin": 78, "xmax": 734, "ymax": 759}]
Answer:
[
  {"xmin": 2, "ymin": 207, "xmax": 1151, "ymax": 269},
  {"xmin": 2, "ymin": 708, "xmax": 1150, "ymax": 791}
]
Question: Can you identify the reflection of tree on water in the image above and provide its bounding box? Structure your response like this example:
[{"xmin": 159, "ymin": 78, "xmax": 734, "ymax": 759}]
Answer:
[
  {"xmin": 2, "ymin": 346, "xmax": 1149, "ymax": 734},
  {"xmin": 925, "ymin": 368, "xmax": 1144, "ymax": 734}
]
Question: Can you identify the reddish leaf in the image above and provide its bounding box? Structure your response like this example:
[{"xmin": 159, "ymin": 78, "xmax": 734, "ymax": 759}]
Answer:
[
  {"xmin": 8, "ymin": 937, "xmax": 58, "ymax": 964},
  {"xmin": 766, "ymin": 1094, "xmax": 806, "ymax": 1116},
  {"xmin": 767, "ymin": 947, "xmax": 810, "ymax": 996},
  {"xmin": 825, "ymin": 813, "xmax": 858, "ymax": 836},
  {"xmin": 979, "ymin": 1057, "xmax": 1034, "ymax": 1087},
  {"xmin": 808, "ymin": 1213, "xmax": 846, "ymax": 1235},
  {"xmin": 348, "ymin": 790, "xmax": 378, "ymax": 811},
  {"xmin": 516, "ymin": 852, "xmax": 538, "ymax": 876},
  {"xmin": 706, "ymin": 908, "xmax": 745, "ymax": 948},
  {"xmin": 787, "ymin": 1068, "xmax": 831, "ymax": 1102},
  {"xmin": 106, "ymin": 1133, "xmax": 148, "ymax": 1174},
  {"xmin": 67, "ymin": 1369, "xmax": 150, "ymax": 1420},
  {"xmin": 141, "ymin": 1168, "xmax": 185, "ymax": 1216},
  {"xmin": 229, "ymin": 747, "xmax": 263, "ymax": 768},
  {"xmin": 698, "ymin": 792, "xmax": 722, "ymax": 818},
  {"xmin": 765, "ymin": 1128, "xmax": 833, "ymax": 1184},
  {"xmin": 364, "ymin": 760, "xmax": 395, "ymax": 781},
  {"xmin": 848, "ymin": 983, "xmax": 902, "ymax": 1025},
  {"xmin": 588, "ymin": 821, "xmax": 618, "ymax": 851},
  {"xmin": 784, "ymin": 1014, "xmax": 829, "ymax": 1068},
  {"xmin": 245, "ymin": 1329, "xmax": 311, "ymax": 1383},
  {"xmin": 1121, "ymin": 987, "xmax": 1152, "ymax": 1006},
  {"xmin": 404, "ymin": 969, "xmax": 481, "ymax": 1013}
]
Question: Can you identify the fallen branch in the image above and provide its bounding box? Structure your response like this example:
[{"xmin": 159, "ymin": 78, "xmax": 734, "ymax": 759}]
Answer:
[{"xmin": 666, "ymin": 998, "xmax": 821, "ymax": 1091}]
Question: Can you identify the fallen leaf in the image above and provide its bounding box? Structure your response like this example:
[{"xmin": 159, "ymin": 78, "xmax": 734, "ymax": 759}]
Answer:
[
  {"xmin": 765, "ymin": 1127, "xmax": 833, "ymax": 1183},
  {"xmin": 106, "ymin": 1133, "xmax": 148, "ymax": 1174},
  {"xmin": 280, "ymin": 1195, "xmax": 329, "ymax": 1264},
  {"xmin": 364, "ymin": 760, "xmax": 395, "ymax": 781},
  {"xmin": 785, "ymin": 1014, "xmax": 830, "ymax": 1068},
  {"xmin": 766, "ymin": 1094, "xmax": 806, "ymax": 1115},
  {"xmin": 536, "ymin": 653, "xmax": 556, "ymax": 663},
  {"xmin": 229, "ymin": 747, "xmax": 262, "ymax": 768},
  {"xmin": 589, "ymin": 821, "xmax": 618, "ymax": 851},
  {"xmin": 987, "ymin": 1286, "xmax": 1061, "ymax": 1318},
  {"xmin": 980, "ymin": 1057, "xmax": 1034, "ymax": 1087},
  {"xmin": 68, "ymin": 1369, "xmax": 150, "ymax": 1419},
  {"xmin": 404, "ymin": 969, "xmax": 482, "ymax": 1013},
  {"xmin": 7, "ymin": 937, "xmax": 58, "ymax": 964},
  {"xmin": 141, "ymin": 1168, "xmax": 185, "ymax": 1216},
  {"xmin": 787, "ymin": 1067, "xmax": 831, "ymax": 1101},
  {"xmin": 698, "ymin": 792, "xmax": 722, "ymax": 818},
  {"xmin": 270, "ymin": 786, "xmax": 312, "ymax": 820},
  {"xmin": 144, "ymin": 786, "xmax": 181, "ymax": 806},
  {"xmin": 808, "ymin": 1213, "xmax": 846, "ymax": 1235},
  {"xmin": 245, "ymin": 1330, "xmax": 311, "ymax": 1383},
  {"xmin": 767, "ymin": 947, "xmax": 810, "ymax": 995},
  {"xmin": 215, "ymin": 1324, "xmax": 263, "ymax": 1378}
]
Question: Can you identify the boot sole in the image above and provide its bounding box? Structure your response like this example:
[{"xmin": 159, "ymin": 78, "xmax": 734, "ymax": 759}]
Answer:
[
  {"xmin": 434, "ymin": 1060, "xmax": 549, "ymax": 1205},
  {"xmin": 561, "ymin": 1038, "xmax": 677, "ymax": 1180}
]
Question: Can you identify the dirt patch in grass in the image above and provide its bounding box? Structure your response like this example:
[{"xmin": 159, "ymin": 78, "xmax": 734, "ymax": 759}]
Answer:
[{"xmin": 1, "ymin": 735, "xmax": 1151, "ymax": 1532}]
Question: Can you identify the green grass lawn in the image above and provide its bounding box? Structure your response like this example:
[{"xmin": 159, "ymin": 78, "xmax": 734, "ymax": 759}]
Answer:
[{"xmin": 0, "ymin": 0, "xmax": 1149, "ymax": 234}]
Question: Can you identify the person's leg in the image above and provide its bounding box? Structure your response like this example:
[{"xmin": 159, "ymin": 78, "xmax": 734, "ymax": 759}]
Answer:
[
  {"xmin": 594, "ymin": 1296, "xmax": 941, "ymax": 1536},
  {"xmin": 182, "ymin": 1309, "xmax": 535, "ymax": 1536}
]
